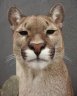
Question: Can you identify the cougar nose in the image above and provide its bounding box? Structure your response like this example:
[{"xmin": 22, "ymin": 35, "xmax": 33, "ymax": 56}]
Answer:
[{"xmin": 28, "ymin": 43, "xmax": 46, "ymax": 57}]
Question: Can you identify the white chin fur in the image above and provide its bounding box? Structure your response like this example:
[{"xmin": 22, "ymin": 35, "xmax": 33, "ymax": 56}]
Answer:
[
  {"xmin": 27, "ymin": 60, "xmax": 50, "ymax": 69},
  {"xmin": 25, "ymin": 48, "xmax": 51, "ymax": 69}
]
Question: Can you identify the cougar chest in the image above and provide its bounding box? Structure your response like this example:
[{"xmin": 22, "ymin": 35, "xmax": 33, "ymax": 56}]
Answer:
[{"xmin": 19, "ymin": 69, "xmax": 67, "ymax": 96}]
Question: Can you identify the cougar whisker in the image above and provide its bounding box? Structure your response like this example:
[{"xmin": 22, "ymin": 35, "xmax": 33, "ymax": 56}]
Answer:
[
  {"xmin": 64, "ymin": 55, "xmax": 72, "ymax": 62},
  {"xmin": 6, "ymin": 54, "xmax": 15, "ymax": 62}
]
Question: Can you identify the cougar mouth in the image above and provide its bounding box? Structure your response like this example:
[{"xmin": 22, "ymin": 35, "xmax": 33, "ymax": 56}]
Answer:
[
  {"xmin": 21, "ymin": 50, "xmax": 48, "ymax": 62},
  {"xmin": 21, "ymin": 47, "xmax": 55, "ymax": 69},
  {"xmin": 21, "ymin": 47, "xmax": 55, "ymax": 61},
  {"xmin": 27, "ymin": 58, "xmax": 48, "ymax": 62}
]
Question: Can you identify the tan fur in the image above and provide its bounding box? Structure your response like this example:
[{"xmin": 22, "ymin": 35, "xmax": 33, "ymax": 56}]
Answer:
[{"xmin": 8, "ymin": 4, "xmax": 73, "ymax": 96}]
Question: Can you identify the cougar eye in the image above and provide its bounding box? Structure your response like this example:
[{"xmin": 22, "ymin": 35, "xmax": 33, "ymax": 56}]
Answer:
[
  {"xmin": 46, "ymin": 30, "xmax": 55, "ymax": 35},
  {"xmin": 19, "ymin": 31, "xmax": 28, "ymax": 36}
]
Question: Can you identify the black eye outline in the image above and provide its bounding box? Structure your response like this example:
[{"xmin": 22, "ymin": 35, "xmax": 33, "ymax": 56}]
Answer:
[
  {"xmin": 19, "ymin": 31, "xmax": 28, "ymax": 36},
  {"xmin": 46, "ymin": 30, "xmax": 55, "ymax": 35}
]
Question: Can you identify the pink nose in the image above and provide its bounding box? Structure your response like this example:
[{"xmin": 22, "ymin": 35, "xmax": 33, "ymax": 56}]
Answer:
[{"xmin": 28, "ymin": 43, "xmax": 46, "ymax": 56}]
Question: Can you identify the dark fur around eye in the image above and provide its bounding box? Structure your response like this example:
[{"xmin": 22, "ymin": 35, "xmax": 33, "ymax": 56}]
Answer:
[
  {"xmin": 19, "ymin": 31, "xmax": 28, "ymax": 36},
  {"xmin": 46, "ymin": 30, "xmax": 55, "ymax": 35}
]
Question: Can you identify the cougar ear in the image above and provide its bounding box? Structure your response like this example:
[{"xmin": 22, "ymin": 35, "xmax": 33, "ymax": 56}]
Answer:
[
  {"xmin": 49, "ymin": 4, "xmax": 64, "ymax": 28},
  {"xmin": 8, "ymin": 7, "xmax": 22, "ymax": 30}
]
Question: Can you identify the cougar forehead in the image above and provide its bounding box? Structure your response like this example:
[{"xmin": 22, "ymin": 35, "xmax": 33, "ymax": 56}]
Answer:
[{"xmin": 15, "ymin": 15, "xmax": 58, "ymax": 32}]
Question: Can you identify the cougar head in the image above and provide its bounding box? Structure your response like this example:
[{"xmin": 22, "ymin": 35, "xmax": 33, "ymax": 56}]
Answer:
[{"xmin": 8, "ymin": 4, "xmax": 64, "ymax": 69}]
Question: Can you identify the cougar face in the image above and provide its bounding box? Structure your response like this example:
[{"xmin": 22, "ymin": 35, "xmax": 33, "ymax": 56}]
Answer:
[{"xmin": 8, "ymin": 4, "xmax": 64, "ymax": 69}]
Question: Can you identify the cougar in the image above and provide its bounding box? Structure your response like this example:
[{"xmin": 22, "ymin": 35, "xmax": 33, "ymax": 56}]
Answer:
[{"xmin": 8, "ymin": 4, "xmax": 73, "ymax": 96}]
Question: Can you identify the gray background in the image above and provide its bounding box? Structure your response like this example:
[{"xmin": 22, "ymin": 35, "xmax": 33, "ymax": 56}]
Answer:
[{"xmin": 0, "ymin": 0, "xmax": 77, "ymax": 96}]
